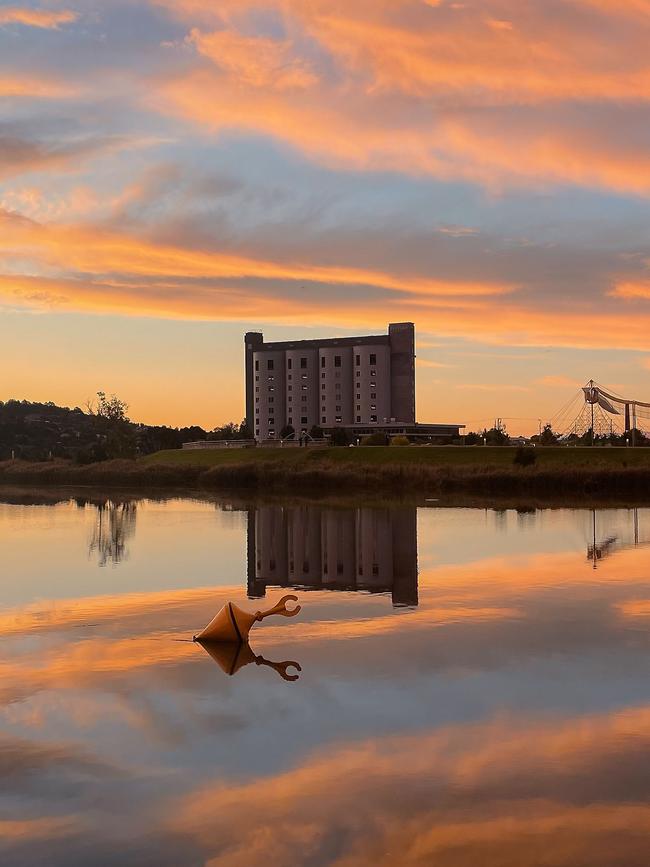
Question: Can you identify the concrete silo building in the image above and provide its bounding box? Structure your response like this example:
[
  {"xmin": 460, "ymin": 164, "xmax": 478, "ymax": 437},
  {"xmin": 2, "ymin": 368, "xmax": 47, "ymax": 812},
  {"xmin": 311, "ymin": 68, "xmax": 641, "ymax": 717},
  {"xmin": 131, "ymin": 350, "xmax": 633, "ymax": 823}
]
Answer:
[{"xmin": 244, "ymin": 322, "xmax": 463, "ymax": 441}]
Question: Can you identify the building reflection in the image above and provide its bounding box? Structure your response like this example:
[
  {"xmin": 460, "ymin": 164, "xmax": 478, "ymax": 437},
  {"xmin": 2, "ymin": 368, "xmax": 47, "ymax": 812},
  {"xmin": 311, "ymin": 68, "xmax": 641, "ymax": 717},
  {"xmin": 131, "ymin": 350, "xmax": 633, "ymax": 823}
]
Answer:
[{"xmin": 247, "ymin": 505, "xmax": 418, "ymax": 606}]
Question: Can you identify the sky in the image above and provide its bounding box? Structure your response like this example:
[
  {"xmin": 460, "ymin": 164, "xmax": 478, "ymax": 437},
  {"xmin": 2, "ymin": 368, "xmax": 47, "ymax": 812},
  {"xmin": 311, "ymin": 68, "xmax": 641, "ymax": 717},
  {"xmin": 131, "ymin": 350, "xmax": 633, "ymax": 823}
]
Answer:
[{"xmin": 1, "ymin": 0, "xmax": 650, "ymax": 434}]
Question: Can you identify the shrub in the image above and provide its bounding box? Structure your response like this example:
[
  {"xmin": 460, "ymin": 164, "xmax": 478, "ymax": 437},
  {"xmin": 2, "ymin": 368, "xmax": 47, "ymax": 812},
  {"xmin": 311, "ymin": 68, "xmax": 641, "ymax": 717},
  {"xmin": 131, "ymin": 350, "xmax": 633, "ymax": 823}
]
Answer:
[
  {"xmin": 391, "ymin": 435, "xmax": 410, "ymax": 446},
  {"xmin": 361, "ymin": 432, "xmax": 389, "ymax": 446},
  {"xmin": 513, "ymin": 446, "xmax": 537, "ymax": 467}
]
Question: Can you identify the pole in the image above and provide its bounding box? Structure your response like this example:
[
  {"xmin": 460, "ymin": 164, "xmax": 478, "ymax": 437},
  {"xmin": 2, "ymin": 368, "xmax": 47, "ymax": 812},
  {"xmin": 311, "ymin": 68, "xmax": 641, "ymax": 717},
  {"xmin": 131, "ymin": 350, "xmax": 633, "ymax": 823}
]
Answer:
[{"xmin": 590, "ymin": 380, "xmax": 595, "ymax": 446}]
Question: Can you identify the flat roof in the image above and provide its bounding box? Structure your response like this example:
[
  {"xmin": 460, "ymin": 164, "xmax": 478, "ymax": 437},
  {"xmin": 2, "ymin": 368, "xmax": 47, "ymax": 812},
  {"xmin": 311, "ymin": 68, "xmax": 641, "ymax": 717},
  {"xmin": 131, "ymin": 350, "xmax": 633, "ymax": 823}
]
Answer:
[{"xmin": 255, "ymin": 334, "xmax": 391, "ymax": 351}]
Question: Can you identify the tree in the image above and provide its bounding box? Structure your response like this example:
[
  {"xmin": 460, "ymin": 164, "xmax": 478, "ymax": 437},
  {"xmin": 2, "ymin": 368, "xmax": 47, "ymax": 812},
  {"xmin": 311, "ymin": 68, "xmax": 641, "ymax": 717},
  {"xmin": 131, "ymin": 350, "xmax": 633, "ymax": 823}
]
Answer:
[
  {"xmin": 88, "ymin": 392, "xmax": 135, "ymax": 459},
  {"xmin": 280, "ymin": 424, "xmax": 295, "ymax": 440},
  {"xmin": 92, "ymin": 392, "xmax": 130, "ymax": 423},
  {"xmin": 533, "ymin": 423, "xmax": 559, "ymax": 446},
  {"xmin": 309, "ymin": 424, "xmax": 324, "ymax": 439}
]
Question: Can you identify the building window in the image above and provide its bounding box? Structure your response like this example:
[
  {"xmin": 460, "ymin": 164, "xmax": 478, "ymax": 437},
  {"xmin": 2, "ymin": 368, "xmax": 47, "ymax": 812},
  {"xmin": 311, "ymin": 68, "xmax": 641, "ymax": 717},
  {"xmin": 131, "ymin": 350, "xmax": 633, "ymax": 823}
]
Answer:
[
  {"xmin": 357, "ymin": 405, "xmax": 361, "ymax": 411},
  {"xmin": 255, "ymin": 360, "xmax": 259, "ymax": 371},
  {"xmin": 370, "ymin": 405, "xmax": 376, "ymax": 411},
  {"xmin": 268, "ymin": 376, "xmax": 274, "ymax": 382},
  {"xmin": 288, "ymin": 374, "xmax": 292, "ymax": 381},
  {"xmin": 301, "ymin": 396, "xmax": 307, "ymax": 402},
  {"xmin": 256, "ymin": 408, "xmax": 260, "ymax": 415},
  {"xmin": 288, "ymin": 385, "xmax": 292, "ymax": 391},
  {"xmin": 269, "ymin": 430, "xmax": 275, "ymax": 437},
  {"xmin": 301, "ymin": 385, "xmax": 307, "ymax": 390},
  {"xmin": 322, "ymin": 373, "xmax": 326, "ymax": 379},
  {"xmin": 370, "ymin": 353, "xmax": 376, "ymax": 365},
  {"xmin": 335, "ymin": 382, "xmax": 341, "ymax": 391},
  {"xmin": 371, "ymin": 415, "xmax": 377, "ymax": 422},
  {"xmin": 256, "ymin": 397, "xmax": 259, "ymax": 403},
  {"xmin": 288, "ymin": 418, "xmax": 292, "ymax": 425},
  {"xmin": 255, "ymin": 387, "xmax": 259, "ymax": 393},
  {"xmin": 355, "ymin": 354, "xmax": 360, "ymax": 365},
  {"xmin": 356, "ymin": 371, "xmax": 360, "ymax": 378},
  {"xmin": 322, "ymin": 406, "xmax": 326, "ymax": 412},
  {"xmin": 356, "ymin": 393, "xmax": 361, "ymax": 400},
  {"xmin": 268, "ymin": 359, "xmax": 274, "ymax": 371},
  {"xmin": 255, "ymin": 376, "xmax": 259, "ymax": 382},
  {"xmin": 269, "ymin": 386, "xmax": 274, "ymax": 392},
  {"xmin": 321, "ymin": 384, "xmax": 326, "ymax": 391},
  {"xmin": 269, "ymin": 397, "xmax": 274, "ymax": 404},
  {"xmin": 301, "ymin": 416, "xmax": 308, "ymax": 424},
  {"xmin": 256, "ymin": 429, "xmax": 260, "ymax": 436},
  {"xmin": 335, "ymin": 416, "xmax": 342, "ymax": 423},
  {"xmin": 268, "ymin": 418, "xmax": 275, "ymax": 425},
  {"xmin": 287, "ymin": 358, "xmax": 292, "ymax": 370},
  {"xmin": 288, "ymin": 397, "xmax": 292, "ymax": 403},
  {"xmin": 321, "ymin": 356, "xmax": 326, "ymax": 368},
  {"xmin": 370, "ymin": 370, "xmax": 376, "ymax": 378},
  {"xmin": 356, "ymin": 415, "xmax": 361, "ymax": 422},
  {"xmin": 335, "ymin": 405, "xmax": 341, "ymax": 412},
  {"xmin": 334, "ymin": 355, "xmax": 341, "ymax": 367},
  {"xmin": 300, "ymin": 357, "xmax": 307, "ymax": 369},
  {"xmin": 370, "ymin": 392, "xmax": 376, "ymax": 399},
  {"xmin": 322, "ymin": 416, "xmax": 326, "ymax": 423}
]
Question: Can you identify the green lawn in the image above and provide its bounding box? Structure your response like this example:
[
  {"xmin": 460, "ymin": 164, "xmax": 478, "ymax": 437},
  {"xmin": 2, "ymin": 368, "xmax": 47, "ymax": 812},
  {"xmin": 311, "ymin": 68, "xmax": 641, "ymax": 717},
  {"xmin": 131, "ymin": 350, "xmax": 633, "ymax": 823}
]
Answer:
[{"xmin": 143, "ymin": 445, "xmax": 650, "ymax": 469}]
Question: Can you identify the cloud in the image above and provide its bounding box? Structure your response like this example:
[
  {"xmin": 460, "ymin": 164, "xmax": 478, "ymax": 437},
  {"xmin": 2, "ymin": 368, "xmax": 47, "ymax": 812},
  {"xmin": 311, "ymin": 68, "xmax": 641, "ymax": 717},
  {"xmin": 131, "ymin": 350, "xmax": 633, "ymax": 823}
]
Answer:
[
  {"xmin": 0, "ymin": 74, "xmax": 77, "ymax": 99},
  {"xmin": 613, "ymin": 281, "xmax": 650, "ymax": 299},
  {"xmin": 535, "ymin": 375, "xmax": 584, "ymax": 388},
  {"xmin": 2, "ymin": 203, "xmax": 650, "ymax": 350},
  {"xmin": 0, "ymin": 7, "xmax": 77, "ymax": 29},
  {"xmin": 149, "ymin": 0, "xmax": 650, "ymax": 194},
  {"xmin": 458, "ymin": 383, "xmax": 530, "ymax": 392},
  {"xmin": 188, "ymin": 28, "xmax": 318, "ymax": 90},
  {"xmin": 167, "ymin": 704, "xmax": 650, "ymax": 866}
]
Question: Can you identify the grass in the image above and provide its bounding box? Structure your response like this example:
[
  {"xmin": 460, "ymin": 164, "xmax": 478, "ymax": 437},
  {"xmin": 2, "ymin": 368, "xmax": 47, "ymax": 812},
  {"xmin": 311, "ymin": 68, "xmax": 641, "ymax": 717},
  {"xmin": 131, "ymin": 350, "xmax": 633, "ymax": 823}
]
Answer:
[
  {"xmin": 2, "ymin": 446, "xmax": 650, "ymax": 501},
  {"xmin": 143, "ymin": 445, "xmax": 650, "ymax": 470}
]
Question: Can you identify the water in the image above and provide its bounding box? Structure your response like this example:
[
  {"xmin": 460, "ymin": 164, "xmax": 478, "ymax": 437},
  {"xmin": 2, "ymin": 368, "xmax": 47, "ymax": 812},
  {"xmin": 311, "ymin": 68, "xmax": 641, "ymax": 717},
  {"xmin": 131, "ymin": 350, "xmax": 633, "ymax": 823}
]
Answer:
[{"xmin": 0, "ymin": 490, "xmax": 649, "ymax": 866}]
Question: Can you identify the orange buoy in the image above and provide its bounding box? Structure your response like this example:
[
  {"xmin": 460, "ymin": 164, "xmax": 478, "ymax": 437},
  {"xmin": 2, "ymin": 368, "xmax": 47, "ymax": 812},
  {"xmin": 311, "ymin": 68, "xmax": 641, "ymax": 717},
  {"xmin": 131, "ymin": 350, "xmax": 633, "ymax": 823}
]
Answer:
[{"xmin": 193, "ymin": 594, "xmax": 301, "ymax": 643}]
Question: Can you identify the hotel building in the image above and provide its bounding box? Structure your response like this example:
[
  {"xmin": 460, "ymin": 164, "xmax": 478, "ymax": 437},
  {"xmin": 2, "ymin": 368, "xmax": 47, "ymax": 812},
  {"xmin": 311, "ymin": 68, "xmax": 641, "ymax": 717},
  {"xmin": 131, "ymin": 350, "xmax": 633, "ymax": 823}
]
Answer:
[{"xmin": 245, "ymin": 322, "xmax": 417, "ymax": 440}]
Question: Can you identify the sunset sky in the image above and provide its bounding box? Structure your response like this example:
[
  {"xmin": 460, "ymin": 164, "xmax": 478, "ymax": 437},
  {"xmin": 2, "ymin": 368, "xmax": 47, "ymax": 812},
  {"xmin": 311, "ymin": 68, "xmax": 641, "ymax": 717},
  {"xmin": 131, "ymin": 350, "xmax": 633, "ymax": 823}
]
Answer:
[{"xmin": 1, "ymin": 0, "xmax": 650, "ymax": 434}]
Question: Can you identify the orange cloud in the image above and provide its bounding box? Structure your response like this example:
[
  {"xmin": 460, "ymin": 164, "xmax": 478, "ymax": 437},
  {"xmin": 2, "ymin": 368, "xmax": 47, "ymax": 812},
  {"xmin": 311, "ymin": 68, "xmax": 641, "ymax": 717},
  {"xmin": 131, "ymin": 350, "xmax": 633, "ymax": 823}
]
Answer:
[
  {"xmin": 535, "ymin": 375, "xmax": 584, "ymax": 388},
  {"xmin": 0, "ymin": 74, "xmax": 76, "ymax": 99},
  {"xmin": 149, "ymin": 1, "xmax": 650, "ymax": 194},
  {"xmin": 613, "ymin": 281, "xmax": 650, "ymax": 299},
  {"xmin": 0, "ymin": 7, "xmax": 76, "ymax": 29},
  {"xmin": 188, "ymin": 28, "xmax": 318, "ymax": 90},
  {"xmin": 168, "ymin": 705, "xmax": 650, "ymax": 866}
]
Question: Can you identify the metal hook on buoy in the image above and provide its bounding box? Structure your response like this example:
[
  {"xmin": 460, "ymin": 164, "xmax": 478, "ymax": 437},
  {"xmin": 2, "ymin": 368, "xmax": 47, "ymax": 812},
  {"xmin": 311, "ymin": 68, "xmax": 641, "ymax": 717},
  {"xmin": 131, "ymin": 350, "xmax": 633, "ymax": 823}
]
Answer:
[{"xmin": 255, "ymin": 594, "xmax": 301, "ymax": 621}]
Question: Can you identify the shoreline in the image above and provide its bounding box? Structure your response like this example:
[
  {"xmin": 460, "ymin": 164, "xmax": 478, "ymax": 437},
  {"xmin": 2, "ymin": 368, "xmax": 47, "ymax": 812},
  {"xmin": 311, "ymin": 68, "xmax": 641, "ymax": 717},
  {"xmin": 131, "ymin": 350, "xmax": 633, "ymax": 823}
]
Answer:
[{"xmin": 2, "ymin": 448, "xmax": 650, "ymax": 503}]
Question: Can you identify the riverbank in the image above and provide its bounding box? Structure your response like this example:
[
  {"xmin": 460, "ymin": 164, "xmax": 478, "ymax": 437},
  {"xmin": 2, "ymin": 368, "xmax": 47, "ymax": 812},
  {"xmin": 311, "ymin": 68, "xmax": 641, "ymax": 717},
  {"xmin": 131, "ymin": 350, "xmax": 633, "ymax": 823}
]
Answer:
[{"xmin": 1, "ymin": 446, "xmax": 650, "ymax": 499}]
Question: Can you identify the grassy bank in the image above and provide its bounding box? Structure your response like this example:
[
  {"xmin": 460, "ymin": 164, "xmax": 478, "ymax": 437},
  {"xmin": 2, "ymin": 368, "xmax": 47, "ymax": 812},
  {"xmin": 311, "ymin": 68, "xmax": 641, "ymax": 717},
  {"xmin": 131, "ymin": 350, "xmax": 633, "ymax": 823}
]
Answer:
[{"xmin": 1, "ymin": 446, "xmax": 650, "ymax": 500}]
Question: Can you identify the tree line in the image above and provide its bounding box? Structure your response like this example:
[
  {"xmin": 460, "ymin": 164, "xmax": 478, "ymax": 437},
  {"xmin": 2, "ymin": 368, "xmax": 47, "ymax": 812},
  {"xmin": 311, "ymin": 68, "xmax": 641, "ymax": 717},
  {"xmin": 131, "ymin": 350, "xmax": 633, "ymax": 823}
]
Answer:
[{"xmin": 0, "ymin": 396, "xmax": 252, "ymax": 463}]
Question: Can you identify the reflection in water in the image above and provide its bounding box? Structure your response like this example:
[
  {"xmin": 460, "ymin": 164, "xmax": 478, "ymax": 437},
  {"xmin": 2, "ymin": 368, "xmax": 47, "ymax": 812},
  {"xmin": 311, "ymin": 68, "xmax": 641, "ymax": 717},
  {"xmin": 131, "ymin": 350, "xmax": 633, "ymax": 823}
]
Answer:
[
  {"xmin": 588, "ymin": 507, "xmax": 650, "ymax": 565},
  {"xmin": 1, "ymin": 496, "xmax": 650, "ymax": 866},
  {"xmin": 198, "ymin": 640, "xmax": 302, "ymax": 681},
  {"xmin": 248, "ymin": 505, "xmax": 418, "ymax": 606},
  {"xmin": 87, "ymin": 499, "xmax": 137, "ymax": 566}
]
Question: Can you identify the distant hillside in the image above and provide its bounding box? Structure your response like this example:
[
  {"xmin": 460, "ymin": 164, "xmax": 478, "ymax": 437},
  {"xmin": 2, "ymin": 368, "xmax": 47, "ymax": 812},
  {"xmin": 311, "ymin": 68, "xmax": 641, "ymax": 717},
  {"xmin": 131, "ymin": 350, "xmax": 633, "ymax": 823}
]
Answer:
[{"xmin": 0, "ymin": 399, "xmax": 218, "ymax": 462}]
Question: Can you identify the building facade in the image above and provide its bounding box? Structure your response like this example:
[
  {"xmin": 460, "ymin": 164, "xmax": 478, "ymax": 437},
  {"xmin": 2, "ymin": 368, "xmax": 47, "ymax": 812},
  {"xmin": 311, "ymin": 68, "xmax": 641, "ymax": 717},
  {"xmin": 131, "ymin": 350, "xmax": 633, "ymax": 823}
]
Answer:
[{"xmin": 245, "ymin": 323, "xmax": 416, "ymax": 440}]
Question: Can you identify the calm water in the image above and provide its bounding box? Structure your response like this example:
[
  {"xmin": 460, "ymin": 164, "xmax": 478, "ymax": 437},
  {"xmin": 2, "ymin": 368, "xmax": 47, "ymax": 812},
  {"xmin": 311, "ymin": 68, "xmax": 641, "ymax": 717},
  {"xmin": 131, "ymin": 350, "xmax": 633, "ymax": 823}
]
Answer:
[{"xmin": 0, "ymin": 490, "xmax": 649, "ymax": 866}]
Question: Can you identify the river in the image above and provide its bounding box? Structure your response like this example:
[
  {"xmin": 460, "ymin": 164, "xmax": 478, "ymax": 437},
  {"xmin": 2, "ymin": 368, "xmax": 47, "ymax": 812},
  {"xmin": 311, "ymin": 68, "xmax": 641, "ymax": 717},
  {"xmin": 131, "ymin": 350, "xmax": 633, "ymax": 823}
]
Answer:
[{"xmin": 0, "ymin": 490, "xmax": 649, "ymax": 866}]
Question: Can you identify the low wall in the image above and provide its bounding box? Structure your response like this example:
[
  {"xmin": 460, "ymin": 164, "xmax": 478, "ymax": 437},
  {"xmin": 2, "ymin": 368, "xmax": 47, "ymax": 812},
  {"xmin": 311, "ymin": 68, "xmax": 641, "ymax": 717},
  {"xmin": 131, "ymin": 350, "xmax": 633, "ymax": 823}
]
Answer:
[{"xmin": 182, "ymin": 440, "xmax": 255, "ymax": 450}]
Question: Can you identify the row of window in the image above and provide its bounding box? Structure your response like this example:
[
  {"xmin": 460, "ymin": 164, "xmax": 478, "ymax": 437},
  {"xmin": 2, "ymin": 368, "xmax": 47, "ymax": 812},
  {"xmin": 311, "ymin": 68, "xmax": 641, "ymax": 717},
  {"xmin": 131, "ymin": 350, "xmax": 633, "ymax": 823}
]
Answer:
[{"xmin": 256, "ymin": 353, "xmax": 379, "ymax": 373}]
